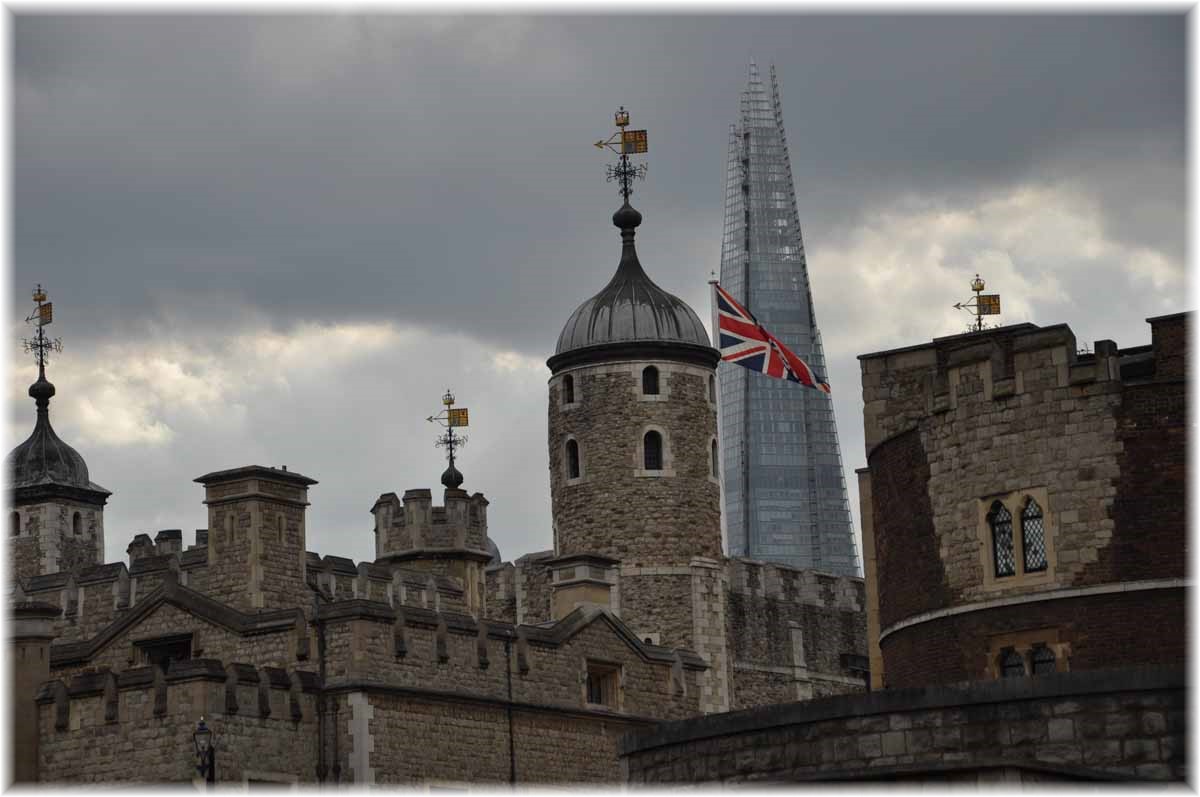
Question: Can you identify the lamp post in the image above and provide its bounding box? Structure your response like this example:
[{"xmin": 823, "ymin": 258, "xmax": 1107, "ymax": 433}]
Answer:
[{"xmin": 193, "ymin": 717, "xmax": 216, "ymax": 787}]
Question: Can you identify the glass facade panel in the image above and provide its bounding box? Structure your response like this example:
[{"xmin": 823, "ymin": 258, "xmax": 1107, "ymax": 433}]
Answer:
[{"xmin": 718, "ymin": 64, "xmax": 859, "ymax": 576}]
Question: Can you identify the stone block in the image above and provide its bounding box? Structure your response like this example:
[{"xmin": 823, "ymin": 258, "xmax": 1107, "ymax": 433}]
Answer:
[
  {"xmin": 1123, "ymin": 738, "xmax": 1160, "ymax": 763},
  {"xmin": 880, "ymin": 731, "xmax": 906, "ymax": 756},
  {"xmin": 1047, "ymin": 718, "xmax": 1075, "ymax": 742}
]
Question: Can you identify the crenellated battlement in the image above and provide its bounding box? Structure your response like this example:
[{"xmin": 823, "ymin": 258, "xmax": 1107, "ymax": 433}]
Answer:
[
  {"xmin": 372, "ymin": 488, "xmax": 490, "ymax": 559},
  {"xmin": 858, "ymin": 315, "xmax": 1188, "ymax": 455},
  {"xmin": 726, "ymin": 558, "xmax": 864, "ymax": 612}
]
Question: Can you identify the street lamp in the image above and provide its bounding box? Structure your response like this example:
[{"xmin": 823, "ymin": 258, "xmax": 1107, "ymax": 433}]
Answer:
[{"xmin": 193, "ymin": 717, "xmax": 216, "ymax": 786}]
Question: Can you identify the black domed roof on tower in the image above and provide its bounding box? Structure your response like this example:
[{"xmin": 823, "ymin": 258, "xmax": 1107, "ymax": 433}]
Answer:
[
  {"xmin": 553, "ymin": 201, "xmax": 711, "ymax": 360},
  {"xmin": 8, "ymin": 375, "xmax": 109, "ymax": 497}
]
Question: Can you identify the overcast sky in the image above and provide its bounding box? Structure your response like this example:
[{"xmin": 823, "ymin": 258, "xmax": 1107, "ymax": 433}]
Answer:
[{"xmin": 10, "ymin": 14, "xmax": 1187, "ymax": 570}]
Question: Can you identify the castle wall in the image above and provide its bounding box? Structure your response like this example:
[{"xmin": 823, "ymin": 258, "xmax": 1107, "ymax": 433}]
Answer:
[
  {"xmin": 320, "ymin": 604, "xmax": 702, "ymax": 720},
  {"xmin": 724, "ymin": 559, "xmax": 867, "ymax": 709},
  {"xmin": 620, "ymin": 668, "xmax": 1186, "ymax": 783},
  {"xmin": 332, "ymin": 689, "xmax": 651, "ymax": 785},
  {"xmin": 36, "ymin": 663, "xmax": 319, "ymax": 785},
  {"xmin": 861, "ymin": 316, "xmax": 1189, "ymax": 689},
  {"xmin": 51, "ymin": 602, "xmax": 310, "ymax": 679}
]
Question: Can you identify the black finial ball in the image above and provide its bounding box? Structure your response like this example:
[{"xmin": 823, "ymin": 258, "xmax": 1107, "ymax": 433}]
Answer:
[
  {"xmin": 28, "ymin": 376, "xmax": 55, "ymax": 404},
  {"xmin": 441, "ymin": 463, "xmax": 464, "ymax": 490},
  {"xmin": 613, "ymin": 202, "xmax": 642, "ymax": 230}
]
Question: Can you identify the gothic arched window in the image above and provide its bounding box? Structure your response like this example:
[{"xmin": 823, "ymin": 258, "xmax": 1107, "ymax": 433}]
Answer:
[
  {"xmin": 566, "ymin": 439, "xmax": 580, "ymax": 480},
  {"xmin": 1021, "ymin": 498, "xmax": 1047, "ymax": 572},
  {"xmin": 72, "ymin": 512, "xmax": 82, "ymax": 537},
  {"xmin": 10, "ymin": 511, "xmax": 19, "ymax": 537},
  {"xmin": 989, "ymin": 501, "xmax": 1015, "ymax": 577},
  {"xmin": 999, "ymin": 648, "xmax": 1025, "ymax": 678},
  {"xmin": 643, "ymin": 431, "xmax": 663, "ymax": 471},
  {"xmin": 1031, "ymin": 645, "xmax": 1056, "ymax": 675},
  {"xmin": 563, "ymin": 375, "xmax": 575, "ymax": 405},
  {"xmin": 642, "ymin": 366, "xmax": 659, "ymax": 396}
]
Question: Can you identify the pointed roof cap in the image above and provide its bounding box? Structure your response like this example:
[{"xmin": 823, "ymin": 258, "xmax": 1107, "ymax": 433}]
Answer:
[
  {"xmin": 550, "ymin": 201, "xmax": 715, "ymax": 371},
  {"xmin": 7, "ymin": 374, "xmax": 110, "ymax": 500}
]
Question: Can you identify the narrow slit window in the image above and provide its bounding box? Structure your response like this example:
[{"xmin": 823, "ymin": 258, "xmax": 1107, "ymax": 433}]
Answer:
[
  {"xmin": 10, "ymin": 511, "xmax": 19, "ymax": 537},
  {"xmin": 989, "ymin": 501, "xmax": 1015, "ymax": 577},
  {"xmin": 711, "ymin": 440, "xmax": 719, "ymax": 478},
  {"xmin": 73, "ymin": 512, "xmax": 82, "ymax": 536},
  {"xmin": 1031, "ymin": 645, "xmax": 1056, "ymax": 675},
  {"xmin": 566, "ymin": 440, "xmax": 580, "ymax": 480},
  {"xmin": 708, "ymin": 375, "xmax": 716, "ymax": 403},
  {"xmin": 1021, "ymin": 498, "xmax": 1047, "ymax": 573},
  {"xmin": 642, "ymin": 366, "xmax": 659, "ymax": 395},
  {"xmin": 999, "ymin": 648, "xmax": 1025, "ymax": 678},
  {"xmin": 563, "ymin": 375, "xmax": 575, "ymax": 404},
  {"xmin": 643, "ymin": 431, "xmax": 663, "ymax": 471}
]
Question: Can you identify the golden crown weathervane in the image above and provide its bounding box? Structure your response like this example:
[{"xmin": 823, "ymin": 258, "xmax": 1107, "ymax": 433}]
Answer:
[
  {"xmin": 594, "ymin": 106, "xmax": 648, "ymax": 202},
  {"xmin": 22, "ymin": 284, "xmax": 62, "ymax": 379},
  {"xmin": 953, "ymin": 274, "xmax": 1001, "ymax": 332}
]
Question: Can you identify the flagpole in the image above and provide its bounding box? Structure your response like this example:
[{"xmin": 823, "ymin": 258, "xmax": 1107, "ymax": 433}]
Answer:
[{"xmin": 709, "ymin": 277, "xmax": 729, "ymax": 556}]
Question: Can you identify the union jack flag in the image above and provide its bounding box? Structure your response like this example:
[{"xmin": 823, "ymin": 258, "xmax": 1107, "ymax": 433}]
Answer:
[{"xmin": 713, "ymin": 282, "xmax": 831, "ymax": 394}]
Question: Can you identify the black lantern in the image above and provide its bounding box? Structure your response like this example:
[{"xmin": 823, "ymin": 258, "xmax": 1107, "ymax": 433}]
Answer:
[{"xmin": 193, "ymin": 717, "xmax": 216, "ymax": 785}]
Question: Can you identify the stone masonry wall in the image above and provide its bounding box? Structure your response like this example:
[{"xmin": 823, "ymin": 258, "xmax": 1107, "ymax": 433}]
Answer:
[
  {"xmin": 37, "ymin": 664, "xmax": 318, "ymax": 784},
  {"xmin": 332, "ymin": 688, "xmax": 654, "ymax": 785},
  {"xmin": 51, "ymin": 602, "xmax": 311, "ymax": 679},
  {"xmin": 321, "ymin": 609, "xmax": 701, "ymax": 720},
  {"xmin": 548, "ymin": 361, "xmax": 721, "ymax": 566},
  {"xmin": 724, "ymin": 559, "xmax": 866, "ymax": 710},
  {"xmin": 620, "ymin": 668, "xmax": 1185, "ymax": 783}
]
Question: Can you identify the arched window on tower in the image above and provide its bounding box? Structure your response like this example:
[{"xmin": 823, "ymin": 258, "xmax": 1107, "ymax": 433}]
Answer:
[
  {"xmin": 999, "ymin": 648, "xmax": 1025, "ymax": 678},
  {"xmin": 563, "ymin": 375, "xmax": 575, "ymax": 404},
  {"xmin": 1021, "ymin": 498, "xmax": 1047, "ymax": 573},
  {"xmin": 643, "ymin": 431, "xmax": 663, "ymax": 471},
  {"xmin": 989, "ymin": 501, "xmax": 1015, "ymax": 578},
  {"xmin": 566, "ymin": 439, "xmax": 581, "ymax": 480},
  {"xmin": 711, "ymin": 440, "xmax": 719, "ymax": 478},
  {"xmin": 10, "ymin": 511, "xmax": 19, "ymax": 537},
  {"xmin": 1031, "ymin": 644, "xmax": 1056, "ymax": 675},
  {"xmin": 72, "ymin": 512, "xmax": 82, "ymax": 536},
  {"xmin": 642, "ymin": 366, "xmax": 659, "ymax": 396}
]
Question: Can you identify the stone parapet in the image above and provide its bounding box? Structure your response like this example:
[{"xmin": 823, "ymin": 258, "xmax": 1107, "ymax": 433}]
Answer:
[{"xmin": 620, "ymin": 667, "xmax": 1186, "ymax": 783}]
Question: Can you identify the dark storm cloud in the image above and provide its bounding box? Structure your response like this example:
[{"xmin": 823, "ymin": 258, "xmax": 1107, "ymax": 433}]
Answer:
[{"xmin": 14, "ymin": 14, "xmax": 1185, "ymax": 354}]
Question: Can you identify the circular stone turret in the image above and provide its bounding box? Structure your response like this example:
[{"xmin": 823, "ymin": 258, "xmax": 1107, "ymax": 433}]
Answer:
[{"xmin": 546, "ymin": 199, "xmax": 723, "ymax": 649}]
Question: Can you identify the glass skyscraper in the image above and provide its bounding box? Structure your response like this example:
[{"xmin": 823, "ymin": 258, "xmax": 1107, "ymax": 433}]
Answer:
[{"xmin": 717, "ymin": 63, "xmax": 859, "ymax": 577}]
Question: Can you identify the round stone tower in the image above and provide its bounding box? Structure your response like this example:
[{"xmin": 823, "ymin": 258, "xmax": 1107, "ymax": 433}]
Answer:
[{"xmin": 547, "ymin": 198, "xmax": 724, "ymax": 654}]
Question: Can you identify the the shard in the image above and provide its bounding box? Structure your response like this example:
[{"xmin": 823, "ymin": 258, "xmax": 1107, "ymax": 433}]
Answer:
[{"xmin": 717, "ymin": 63, "xmax": 859, "ymax": 577}]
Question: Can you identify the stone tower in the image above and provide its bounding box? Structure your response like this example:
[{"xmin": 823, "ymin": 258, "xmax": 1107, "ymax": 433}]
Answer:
[
  {"xmin": 7, "ymin": 371, "xmax": 111, "ymax": 583},
  {"xmin": 194, "ymin": 465, "xmax": 317, "ymax": 612},
  {"xmin": 548, "ymin": 190, "xmax": 729, "ymax": 712}
]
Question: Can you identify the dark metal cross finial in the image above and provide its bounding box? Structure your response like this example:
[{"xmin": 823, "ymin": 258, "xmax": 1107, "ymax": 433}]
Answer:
[
  {"xmin": 595, "ymin": 106, "xmax": 649, "ymax": 202},
  {"xmin": 21, "ymin": 284, "xmax": 62, "ymax": 379}
]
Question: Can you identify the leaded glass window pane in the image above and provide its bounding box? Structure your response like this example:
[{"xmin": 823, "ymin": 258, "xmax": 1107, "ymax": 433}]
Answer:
[
  {"xmin": 1031, "ymin": 645, "xmax": 1056, "ymax": 675},
  {"xmin": 1000, "ymin": 648, "xmax": 1025, "ymax": 678},
  {"xmin": 1022, "ymin": 498, "xmax": 1047, "ymax": 572},
  {"xmin": 990, "ymin": 501, "xmax": 1015, "ymax": 577},
  {"xmin": 644, "ymin": 432, "xmax": 662, "ymax": 471}
]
